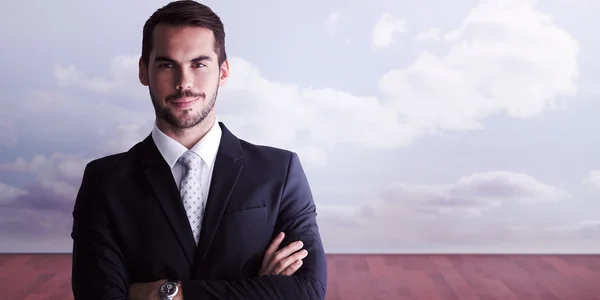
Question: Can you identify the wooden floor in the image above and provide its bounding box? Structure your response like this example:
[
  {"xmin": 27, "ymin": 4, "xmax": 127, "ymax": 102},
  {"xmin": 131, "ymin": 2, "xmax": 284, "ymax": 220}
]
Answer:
[{"xmin": 1, "ymin": 254, "xmax": 599, "ymax": 299}]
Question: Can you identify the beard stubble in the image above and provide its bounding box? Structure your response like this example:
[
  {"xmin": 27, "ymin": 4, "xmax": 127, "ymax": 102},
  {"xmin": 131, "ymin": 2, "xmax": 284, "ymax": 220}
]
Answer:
[{"xmin": 150, "ymin": 86, "xmax": 218, "ymax": 129}]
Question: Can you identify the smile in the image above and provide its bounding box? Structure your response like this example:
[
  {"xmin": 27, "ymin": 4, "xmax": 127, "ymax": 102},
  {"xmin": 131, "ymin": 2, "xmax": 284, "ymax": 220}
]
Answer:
[{"xmin": 170, "ymin": 97, "xmax": 199, "ymax": 109}]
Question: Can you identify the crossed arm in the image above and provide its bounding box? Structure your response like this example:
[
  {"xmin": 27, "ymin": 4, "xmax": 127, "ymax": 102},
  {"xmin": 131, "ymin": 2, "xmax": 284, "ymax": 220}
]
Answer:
[{"xmin": 71, "ymin": 153, "xmax": 328, "ymax": 300}]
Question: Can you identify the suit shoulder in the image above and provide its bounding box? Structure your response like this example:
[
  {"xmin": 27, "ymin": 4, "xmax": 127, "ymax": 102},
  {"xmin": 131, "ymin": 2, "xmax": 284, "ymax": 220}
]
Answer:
[
  {"xmin": 84, "ymin": 152, "xmax": 128, "ymax": 176},
  {"xmin": 236, "ymin": 139, "xmax": 306, "ymax": 175},
  {"xmin": 84, "ymin": 137, "xmax": 149, "ymax": 176},
  {"xmin": 238, "ymin": 138, "xmax": 296, "ymax": 162},
  {"xmin": 236, "ymin": 139, "xmax": 309, "ymax": 185}
]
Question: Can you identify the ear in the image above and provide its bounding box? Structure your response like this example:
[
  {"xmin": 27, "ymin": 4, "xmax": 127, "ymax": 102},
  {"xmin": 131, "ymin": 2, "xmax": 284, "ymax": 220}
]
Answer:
[
  {"xmin": 139, "ymin": 57, "xmax": 149, "ymax": 86},
  {"xmin": 218, "ymin": 59, "xmax": 230, "ymax": 87}
]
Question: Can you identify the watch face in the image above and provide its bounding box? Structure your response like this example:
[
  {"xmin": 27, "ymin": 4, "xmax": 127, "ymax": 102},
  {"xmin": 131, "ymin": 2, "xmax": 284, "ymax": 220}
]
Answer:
[{"xmin": 160, "ymin": 281, "xmax": 178, "ymax": 296}]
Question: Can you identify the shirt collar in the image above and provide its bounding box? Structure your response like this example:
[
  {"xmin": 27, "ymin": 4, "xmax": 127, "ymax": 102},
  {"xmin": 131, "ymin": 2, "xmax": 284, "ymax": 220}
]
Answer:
[{"xmin": 151, "ymin": 118, "xmax": 222, "ymax": 169}]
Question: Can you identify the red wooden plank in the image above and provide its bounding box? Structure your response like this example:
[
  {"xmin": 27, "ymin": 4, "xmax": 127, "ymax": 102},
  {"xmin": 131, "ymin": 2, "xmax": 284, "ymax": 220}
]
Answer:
[{"xmin": 2, "ymin": 254, "xmax": 600, "ymax": 299}]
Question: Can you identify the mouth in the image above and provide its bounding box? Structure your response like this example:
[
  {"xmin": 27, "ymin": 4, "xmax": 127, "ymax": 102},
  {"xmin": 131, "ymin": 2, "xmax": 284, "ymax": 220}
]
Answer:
[{"xmin": 170, "ymin": 97, "xmax": 199, "ymax": 109}]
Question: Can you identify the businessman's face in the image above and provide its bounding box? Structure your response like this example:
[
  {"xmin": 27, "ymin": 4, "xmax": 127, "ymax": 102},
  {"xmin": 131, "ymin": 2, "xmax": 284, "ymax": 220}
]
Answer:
[{"xmin": 139, "ymin": 24, "xmax": 229, "ymax": 129}]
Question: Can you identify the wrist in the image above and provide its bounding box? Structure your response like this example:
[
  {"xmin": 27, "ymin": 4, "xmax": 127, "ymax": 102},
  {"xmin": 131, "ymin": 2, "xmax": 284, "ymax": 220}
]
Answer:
[{"xmin": 174, "ymin": 282, "xmax": 183, "ymax": 300}]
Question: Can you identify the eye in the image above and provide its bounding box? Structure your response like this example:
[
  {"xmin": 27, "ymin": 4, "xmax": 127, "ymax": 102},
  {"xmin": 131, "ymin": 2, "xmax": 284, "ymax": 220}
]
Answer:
[
  {"xmin": 192, "ymin": 62, "xmax": 206, "ymax": 68},
  {"xmin": 157, "ymin": 63, "xmax": 173, "ymax": 68}
]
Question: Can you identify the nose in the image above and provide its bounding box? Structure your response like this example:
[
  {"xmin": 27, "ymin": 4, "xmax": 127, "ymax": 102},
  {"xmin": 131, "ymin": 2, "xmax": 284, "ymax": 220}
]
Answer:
[{"xmin": 175, "ymin": 68, "xmax": 193, "ymax": 90}]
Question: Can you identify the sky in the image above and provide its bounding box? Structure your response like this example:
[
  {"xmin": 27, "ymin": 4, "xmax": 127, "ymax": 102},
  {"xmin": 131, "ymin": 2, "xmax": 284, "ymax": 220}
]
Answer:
[{"xmin": 1, "ymin": 0, "xmax": 600, "ymax": 253}]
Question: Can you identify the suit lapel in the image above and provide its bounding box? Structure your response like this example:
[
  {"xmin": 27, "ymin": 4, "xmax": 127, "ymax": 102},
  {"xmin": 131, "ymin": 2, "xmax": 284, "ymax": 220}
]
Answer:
[
  {"xmin": 139, "ymin": 135, "xmax": 196, "ymax": 266},
  {"xmin": 193, "ymin": 122, "xmax": 244, "ymax": 275}
]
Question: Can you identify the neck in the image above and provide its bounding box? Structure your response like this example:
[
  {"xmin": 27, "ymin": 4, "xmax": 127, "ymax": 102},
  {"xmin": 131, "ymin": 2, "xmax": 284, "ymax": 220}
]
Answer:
[{"xmin": 156, "ymin": 113, "xmax": 216, "ymax": 149}]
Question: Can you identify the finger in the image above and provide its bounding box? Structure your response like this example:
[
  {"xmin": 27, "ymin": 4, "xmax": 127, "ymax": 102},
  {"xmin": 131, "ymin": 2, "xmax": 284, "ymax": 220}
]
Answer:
[
  {"xmin": 258, "ymin": 232, "xmax": 286, "ymax": 275},
  {"xmin": 265, "ymin": 240, "xmax": 304, "ymax": 273},
  {"xmin": 281, "ymin": 259, "xmax": 303, "ymax": 276},
  {"xmin": 272, "ymin": 249, "xmax": 308, "ymax": 275},
  {"xmin": 264, "ymin": 232, "xmax": 285, "ymax": 259},
  {"xmin": 261, "ymin": 232, "xmax": 285, "ymax": 268}
]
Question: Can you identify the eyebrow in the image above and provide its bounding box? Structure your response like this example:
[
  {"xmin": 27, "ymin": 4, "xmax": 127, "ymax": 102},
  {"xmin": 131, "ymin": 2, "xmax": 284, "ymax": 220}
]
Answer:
[{"xmin": 153, "ymin": 55, "xmax": 212, "ymax": 64}]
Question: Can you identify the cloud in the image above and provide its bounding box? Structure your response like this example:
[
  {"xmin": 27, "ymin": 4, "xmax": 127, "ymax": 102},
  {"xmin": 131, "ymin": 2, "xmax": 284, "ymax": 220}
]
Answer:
[
  {"xmin": 378, "ymin": 0, "xmax": 579, "ymax": 128},
  {"xmin": 0, "ymin": 153, "xmax": 97, "ymax": 252},
  {"xmin": 371, "ymin": 13, "xmax": 407, "ymax": 48},
  {"xmin": 0, "ymin": 153, "xmax": 93, "ymax": 210},
  {"xmin": 0, "ymin": 118, "xmax": 18, "ymax": 148},
  {"xmin": 416, "ymin": 27, "xmax": 442, "ymax": 42},
  {"xmin": 0, "ymin": 206, "xmax": 73, "ymax": 253},
  {"xmin": 318, "ymin": 170, "xmax": 580, "ymax": 253},
  {"xmin": 365, "ymin": 170, "xmax": 571, "ymax": 217},
  {"xmin": 550, "ymin": 220, "xmax": 600, "ymax": 240},
  {"xmin": 2, "ymin": 86, "xmax": 154, "ymax": 160},
  {"xmin": 323, "ymin": 12, "xmax": 341, "ymax": 36},
  {"xmin": 54, "ymin": 55, "xmax": 144, "ymax": 99},
  {"xmin": 0, "ymin": 155, "xmax": 591, "ymax": 253},
  {"xmin": 103, "ymin": 122, "xmax": 156, "ymax": 154},
  {"xmin": 47, "ymin": 0, "xmax": 579, "ymax": 168},
  {"xmin": 583, "ymin": 170, "xmax": 600, "ymax": 191},
  {"xmin": 0, "ymin": 183, "xmax": 27, "ymax": 205}
]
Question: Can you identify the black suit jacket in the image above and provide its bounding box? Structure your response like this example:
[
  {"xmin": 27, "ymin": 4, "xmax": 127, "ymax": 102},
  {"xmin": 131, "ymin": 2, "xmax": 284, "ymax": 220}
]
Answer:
[{"xmin": 71, "ymin": 122, "xmax": 327, "ymax": 299}]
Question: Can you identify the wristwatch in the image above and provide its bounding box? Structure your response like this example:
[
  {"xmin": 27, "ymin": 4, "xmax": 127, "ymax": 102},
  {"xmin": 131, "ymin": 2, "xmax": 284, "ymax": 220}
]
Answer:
[{"xmin": 159, "ymin": 280, "xmax": 179, "ymax": 300}]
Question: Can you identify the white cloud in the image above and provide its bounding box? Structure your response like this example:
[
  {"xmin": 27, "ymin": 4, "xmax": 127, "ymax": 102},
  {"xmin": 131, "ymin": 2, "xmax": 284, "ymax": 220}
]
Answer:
[
  {"xmin": 550, "ymin": 219, "xmax": 600, "ymax": 239},
  {"xmin": 54, "ymin": 55, "xmax": 144, "ymax": 99},
  {"xmin": 323, "ymin": 12, "xmax": 341, "ymax": 36},
  {"xmin": 378, "ymin": 0, "xmax": 579, "ymax": 131},
  {"xmin": 583, "ymin": 170, "xmax": 600, "ymax": 191},
  {"xmin": 364, "ymin": 170, "xmax": 571, "ymax": 218},
  {"xmin": 2, "ymin": 86, "xmax": 153, "ymax": 160},
  {"xmin": 371, "ymin": 13, "xmax": 407, "ymax": 48},
  {"xmin": 103, "ymin": 122, "xmax": 155, "ymax": 154},
  {"xmin": 0, "ymin": 207, "xmax": 73, "ymax": 253},
  {"xmin": 0, "ymin": 153, "xmax": 93, "ymax": 202},
  {"xmin": 416, "ymin": 27, "xmax": 442, "ymax": 42},
  {"xmin": 0, "ymin": 183, "xmax": 27, "ymax": 205},
  {"xmin": 1, "ymin": 153, "xmax": 593, "ymax": 253},
  {"xmin": 218, "ymin": 64, "xmax": 411, "ymax": 160},
  {"xmin": 0, "ymin": 118, "xmax": 18, "ymax": 148},
  {"xmin": 317, "ymin": 170, "xmax": 583, "ymax": 253},
  {"xmin": 47, "ymin": 0, "xmax": 579, "ymax": 168}
]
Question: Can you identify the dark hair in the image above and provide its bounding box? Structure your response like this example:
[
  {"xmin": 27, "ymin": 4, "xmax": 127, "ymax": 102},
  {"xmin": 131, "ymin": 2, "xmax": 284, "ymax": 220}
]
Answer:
[{"xmin": 141, "ymin": 0, "xmax": 227, "ymax": 66}]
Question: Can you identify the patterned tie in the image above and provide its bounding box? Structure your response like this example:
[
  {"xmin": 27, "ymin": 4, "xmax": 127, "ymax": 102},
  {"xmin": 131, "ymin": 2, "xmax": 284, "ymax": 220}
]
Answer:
[{"xmin": 178, "ymin": 150, "xmax": 205, "ymax": 245}]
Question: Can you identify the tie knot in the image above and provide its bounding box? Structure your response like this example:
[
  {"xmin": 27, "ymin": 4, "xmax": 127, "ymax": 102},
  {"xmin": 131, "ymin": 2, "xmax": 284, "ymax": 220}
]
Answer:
[{"xmin": 178, "ymin": 150, "xmax": 202, "ymax": 171}]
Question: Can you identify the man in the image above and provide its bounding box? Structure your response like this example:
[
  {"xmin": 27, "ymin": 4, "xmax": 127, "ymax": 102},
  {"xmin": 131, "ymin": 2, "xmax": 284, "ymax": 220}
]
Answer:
[{"xmin": 70, "ymin": 1, "xmax": 327, "ymax": 299}]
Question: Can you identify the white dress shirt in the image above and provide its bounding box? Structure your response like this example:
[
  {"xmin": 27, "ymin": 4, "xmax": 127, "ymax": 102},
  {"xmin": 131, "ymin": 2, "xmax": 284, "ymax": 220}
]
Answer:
[{"xmin": 151, "ymin": 119, "xmax": 222, "ymax": 205}]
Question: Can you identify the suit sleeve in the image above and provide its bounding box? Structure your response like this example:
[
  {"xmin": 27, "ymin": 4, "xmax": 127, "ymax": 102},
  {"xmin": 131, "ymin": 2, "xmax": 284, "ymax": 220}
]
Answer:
[
  {"xmin": 71, "ymin": 163, "xmax": 129, "ymax": 299},
  {"xmin": 180, "ymin": 152, "xmax": 328, "ymax": 300}
]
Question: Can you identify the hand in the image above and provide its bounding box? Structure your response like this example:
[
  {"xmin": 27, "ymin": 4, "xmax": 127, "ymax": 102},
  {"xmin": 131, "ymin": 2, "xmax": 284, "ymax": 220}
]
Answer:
[
  {"xmin": 258, "ymin": 232, "xmax": 308, "ymax": 276},
  {"xmin": 129, "ymin": 280, "xmax": 168, "ymax": 300}
]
